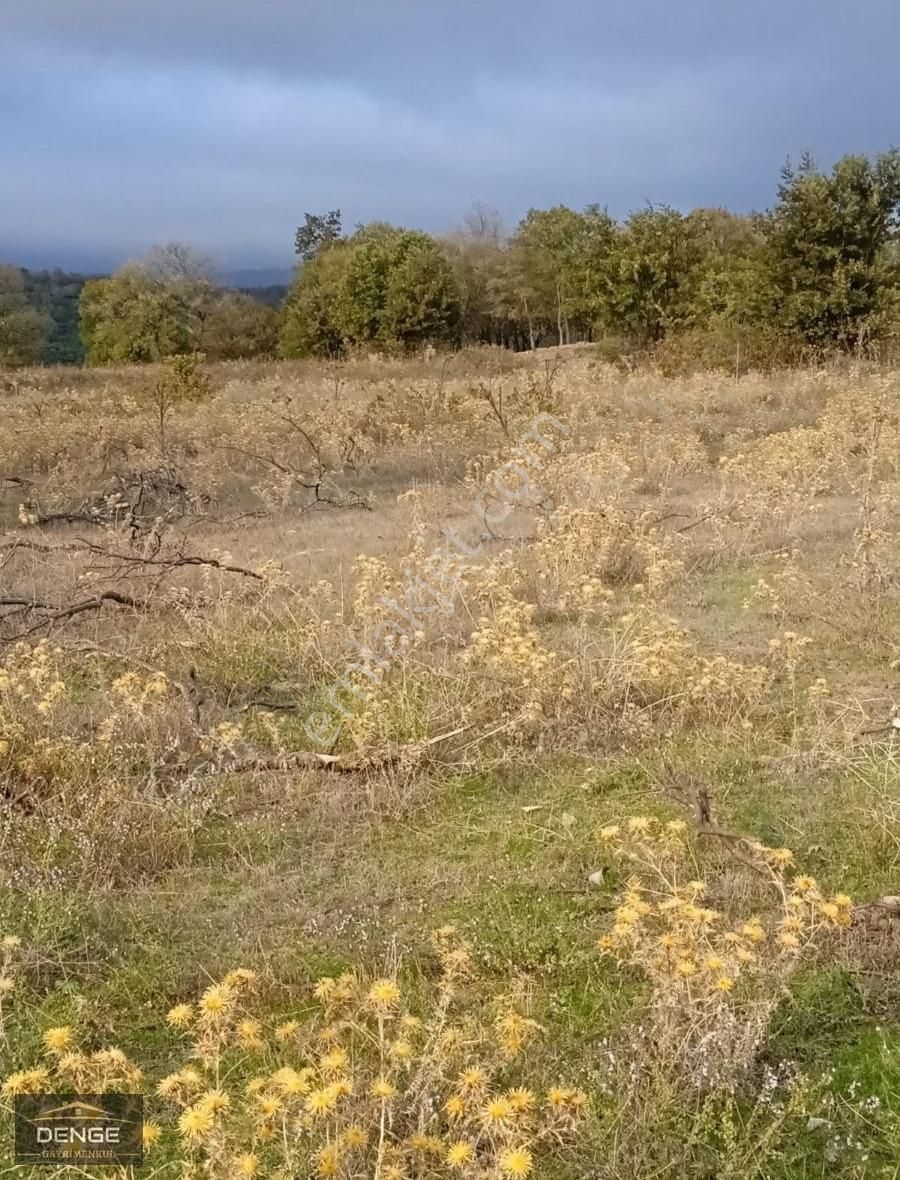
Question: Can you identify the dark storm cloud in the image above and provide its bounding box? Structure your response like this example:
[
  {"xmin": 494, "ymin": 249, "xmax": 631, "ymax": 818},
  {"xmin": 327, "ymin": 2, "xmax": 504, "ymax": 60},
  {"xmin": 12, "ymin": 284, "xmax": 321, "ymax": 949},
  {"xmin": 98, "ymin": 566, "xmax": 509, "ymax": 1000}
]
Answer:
[{"xmin": 1, "ymin": 0, "xmax": 897, "ymax": 269}]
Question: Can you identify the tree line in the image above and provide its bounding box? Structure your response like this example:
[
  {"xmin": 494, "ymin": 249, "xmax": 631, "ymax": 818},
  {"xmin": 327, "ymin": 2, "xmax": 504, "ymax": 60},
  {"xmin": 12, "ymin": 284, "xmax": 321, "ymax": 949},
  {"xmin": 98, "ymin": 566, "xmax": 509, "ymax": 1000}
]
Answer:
[
  {"xmin": 279, "ymin": 151, "xmax": 900, "ymax": 367},
  {"xmin": 2, "ymin": 150, "xmax": 899, "ymax": 369}
]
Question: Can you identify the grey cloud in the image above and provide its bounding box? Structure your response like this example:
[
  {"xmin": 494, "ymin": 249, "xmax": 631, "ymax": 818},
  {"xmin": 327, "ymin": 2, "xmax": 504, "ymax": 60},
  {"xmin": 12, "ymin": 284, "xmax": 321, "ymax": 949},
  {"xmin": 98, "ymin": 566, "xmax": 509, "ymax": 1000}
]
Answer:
[{"xmin": 1, "ymin": 0, "xmax": 897, "ymax": 269}]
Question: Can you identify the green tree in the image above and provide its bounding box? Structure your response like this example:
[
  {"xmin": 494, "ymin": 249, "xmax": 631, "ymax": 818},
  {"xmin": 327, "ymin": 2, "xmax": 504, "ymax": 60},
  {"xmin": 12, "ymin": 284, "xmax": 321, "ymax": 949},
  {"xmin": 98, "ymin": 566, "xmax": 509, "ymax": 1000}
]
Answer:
[
  {"xmin": 202, "ymin": 292, "xmax": 278, "ymax": 360},
  {"xmin": 515, "ymin": 207, "xmax": 580, "ymax": 344},
  {"xmin": 280, "ymin": 224, "xmax": 461, "ymax": 356},
  {"xmin": 768, "ymin": 151, "xmax": 900, "ymax": 349},
  {"xmin": 0, "ymin": 265, "xmax": 50, "ymax": 367},
  {"xmin": 80, "ymin": 264, "xmax": 189, "ymax": 364},
  {"xmin": 382, "ymin": 232, "xmax": 461, "ymax": 349},
  {"xmin": 604, "ymin": 206, "xmax": 705, "ymax": 346},
  {"xmin": 294, "ymin": 210, "xmax": 343, "ymax": 262},
  {"xmin": 683, "ymin": 209, "xmax": 783, "ymax": 368},
  {"xmin": 444, "ymin": 205, "xmax": 522, "ymax": 347},
  {"xmin": 279, "ymin": 244, "xmax": 350, "ymax": 358},
  {"xmin": 80, "ymin": 245, "xmax": 277, "ymax": 364},
  {"xmin": 145, "ymin": 242, "xmax": 219, "ymax": 352},
  {"xmin": 338, "ymin": 223, "xmax": 400, "ymax": 344},
  {"xmin": 510, "ymin": 205, "xmax": 616, "ymax": 345}
]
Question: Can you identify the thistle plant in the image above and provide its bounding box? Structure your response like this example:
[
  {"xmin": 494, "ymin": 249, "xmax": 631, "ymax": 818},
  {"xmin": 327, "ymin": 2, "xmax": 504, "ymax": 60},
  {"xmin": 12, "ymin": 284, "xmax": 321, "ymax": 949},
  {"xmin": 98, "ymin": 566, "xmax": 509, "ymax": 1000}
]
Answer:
[
  {"xmin": 595, "ymin": 816, "xmax": 853, "ymax": 1085},
  {"xmin": 2, "ymin": 931, "xmax": 588, "ymax": 1179}
]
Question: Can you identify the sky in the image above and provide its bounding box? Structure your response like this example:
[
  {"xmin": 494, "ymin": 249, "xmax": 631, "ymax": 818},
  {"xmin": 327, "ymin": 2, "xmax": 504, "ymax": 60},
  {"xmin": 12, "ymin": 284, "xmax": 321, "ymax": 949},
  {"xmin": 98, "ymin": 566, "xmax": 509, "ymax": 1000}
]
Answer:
[{"xmin": 1, "ymin": 0, "xmax": 898, "ymax": 273}]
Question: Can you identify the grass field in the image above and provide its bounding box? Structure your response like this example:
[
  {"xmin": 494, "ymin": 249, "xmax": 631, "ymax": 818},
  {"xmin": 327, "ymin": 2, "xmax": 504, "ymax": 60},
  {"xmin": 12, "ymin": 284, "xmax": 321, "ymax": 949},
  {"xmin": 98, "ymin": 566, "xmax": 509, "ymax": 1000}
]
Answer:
[{"xmin": 1, "ymin": 348, "xmax": 898, "ymax": 1178}]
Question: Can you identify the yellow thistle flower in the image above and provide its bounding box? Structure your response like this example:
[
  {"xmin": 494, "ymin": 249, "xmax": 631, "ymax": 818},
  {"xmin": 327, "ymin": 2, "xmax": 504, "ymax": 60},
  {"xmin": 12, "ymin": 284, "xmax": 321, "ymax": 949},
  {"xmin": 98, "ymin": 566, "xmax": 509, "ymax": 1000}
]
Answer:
[
  {"xmin": 506, "ymin": 1087, "xmax": 536, "ymax": 1112},
  {"xmin": 315, "ymin": 1144, "xmax": 341, "ymax": 1178},
  {"xmin": 237, "ymin": 1023, "xmax": 264, "ymax": 1052},
  {"xmin": 596, "ymin": 824, "xmax": 621, "ymax": 842},
  {"xmin": 93, "ymin": 1047, "xmax": 129, "ymax": 1068},
  {"xmin": 142, "ymin": 1122, "xmax": 162, "ymax": 1149},
  {"xmin": 597, "ymin": 933, "xmax": 619, "ymax": 952},
  {"xmin": 198, "ymin": 1089, "xmax": 230, "ymax": 1115},
  {"xmin": 245, "ymin": 1077, "xmax": 267, "ymax": 1096},
  {"xmin": 42, "ymin": 1026, "xmax": 73, "ymax": 1054},
  {"xmin": 370, "ymin": 1077, "xmax": 397, "ymax": 1100},
  {"xmin": 317, "ymin": 1144, "xmax": 343, "ymax": 1177},
  {"xmin": 768, "ymin": 848, "xmax": 794, "ymax": 867},
  {"xmin": 792, "ymin": 875, "xmax": 817, "ymax": 894},
  {"xmin": 715, "ymin": 975, "xmax": 734, "ymax": 992},
  {"xmin": 328, "ymin": 1078, "xmax": 353, "ymax": 1098},
  {"xmin": 457, "ymin": 1067, "xmax": 486, "ymax": 1091},
  {"xmin": 56, "ymin": 1052, "xmax": 84, "ymax": 1076},
  {"xmin": 313, "ymin": 976, "xmax": 337, "ymax": 1002},
  {"xmin": 833, "ymin": 893, "xmax": 853, "ymax": 909},
  {"xmin": 305, "ymin": 1088, "xmax": 337, "ymax": 1115},
  {"xmin": 236, "ymin": 1153, "xmax": 259, "ymax": 1177},
  {"xmin": 389, "ymin": 1039, "xmax": 413, "ymax": 1060},
  {"xmin": 446, "ymin": 1141, "xmax": 474, "ymax": 1167},
  {"xmin": 2, "ymin": 1071, "xmax": 38, "ymax": 1096},
  {"xmin": 156, "ymin": 1073, "xmax": 183, "ymax": 1100},
  {"xmin": 408, "ymin": 1133, "xmax": 444, "ymax": 1155},
  {"xmin": 546, "ymin": 1087, "xmax": 572, "ymax": 1108},
  {"xmin": 271, "ymin": 1066, "xmax": 309, "ymax": 1096},
  {"xmin": 166, "ymin": 1004, "xmax": 193, "ymax": 1029},
  {"xmin": 627, "ymin": 816, "xmax": 653, "ymax": 835},
  {"xmin": 499, "ymin": 1146, "xmax": 534, "ymax": 1177},
  {"xmin": 778, "ymin": 931, "xmax": 801, "ymax": 949},
  {"xmin": 675, "ymin": 958, "xmax": 697, "ymax": 978},
  {"xmin": 445, "ymin": 1094, "xmax": 465, "ymax": 1118},
  {"xmin": 614, "ymin": 905, "xmax": 641, "ymax": 926},
  {"xmin": 482, "ymin": 1097, "xmax": 513, "ymax": 1125},
  {"xmin": 274, "ymin": 1020, "xmax": 300, "ymax": 1043},
  {"xmin": 367, "ymin": 979, "xmax": 401, "ymax": 1010},
  {"xmin": 665, "ymin": 820, "xmax": 688, "ymax": 835},
  {"xmin": 0, "ymin": 976, "xmax": 13, "ymax": 996},
  {"xmin": 741, "ymin": 920, "xmax": 767, "ymax": 943},
  {"xmin": 178, "ymin": 1104, "xmax": 214, "ymax": 1141},
  {"xmin": 343, "ymin": 1124, "xmax": 368, "ymax": 1149},
  {"xmin": 255, "ymin": 1120, "xmax": 275, "ymax": 1143},
  {"xmin": 257, "ymin": 1095, "xmax": 282, "ymax": 1119},
  {"xmin": 223, "ymin": 968, "xmax": 258, "ymax": 989},
  {"xmin": 320, "ymin": 1046, "xmax": 349, "ymax": 1075},
  {"xmin": 198, "ymin": 984, "xmax": 231, "ymax": 1017},
  {"xmin": 819, "ymin": 902, "xmax": 841, "ymax": 922}
]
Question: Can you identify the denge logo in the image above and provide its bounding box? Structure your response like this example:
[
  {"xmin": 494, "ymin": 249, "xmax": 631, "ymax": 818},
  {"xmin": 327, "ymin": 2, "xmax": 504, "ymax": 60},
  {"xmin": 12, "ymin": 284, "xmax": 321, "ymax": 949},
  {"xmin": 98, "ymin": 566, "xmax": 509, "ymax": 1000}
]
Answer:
[{"xmin": 15, "ymin": 1094, "xmax": 143, "ymax": 1165}]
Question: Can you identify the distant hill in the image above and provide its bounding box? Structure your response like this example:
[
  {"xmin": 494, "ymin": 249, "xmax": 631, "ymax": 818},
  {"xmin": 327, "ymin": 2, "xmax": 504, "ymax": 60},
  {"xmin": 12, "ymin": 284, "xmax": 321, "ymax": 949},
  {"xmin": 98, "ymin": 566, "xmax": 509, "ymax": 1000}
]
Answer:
[
  {"xmin": 237, "ymin": 284, "xmax": 288, "ymax": 308},
  {"xmin": 225, "ymin": 267, "xmax": 294, "ymax": 289}
]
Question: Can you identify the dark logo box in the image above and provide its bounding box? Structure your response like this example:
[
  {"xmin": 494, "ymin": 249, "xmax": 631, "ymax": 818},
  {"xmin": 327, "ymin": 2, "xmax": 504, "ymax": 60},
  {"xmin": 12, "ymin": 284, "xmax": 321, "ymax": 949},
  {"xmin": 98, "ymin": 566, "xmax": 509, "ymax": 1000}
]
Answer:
[{"xmin": 14, "ymin": 1094, "xmax": 144, "ymax": 1165}]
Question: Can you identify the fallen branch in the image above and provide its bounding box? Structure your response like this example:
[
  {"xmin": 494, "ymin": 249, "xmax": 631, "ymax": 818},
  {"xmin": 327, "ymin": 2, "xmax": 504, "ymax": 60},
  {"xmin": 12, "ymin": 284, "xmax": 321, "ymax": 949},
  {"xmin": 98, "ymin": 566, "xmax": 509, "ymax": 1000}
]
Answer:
[
  {"xmin": 224, "ymin": 725, "xmax": 471, "ymax": 775},
  {"xmin": 0, "ymin": 590, "xmax": 141, "ymax": 640}
]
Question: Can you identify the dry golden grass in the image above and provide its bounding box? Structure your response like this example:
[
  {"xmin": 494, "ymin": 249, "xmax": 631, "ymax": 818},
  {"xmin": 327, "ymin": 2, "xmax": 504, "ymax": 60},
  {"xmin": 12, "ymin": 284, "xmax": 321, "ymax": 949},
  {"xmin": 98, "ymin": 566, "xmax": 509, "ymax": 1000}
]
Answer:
[{"xmin": 1, "ymin": 347, "xmax": 899, "ymax": 1177}]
